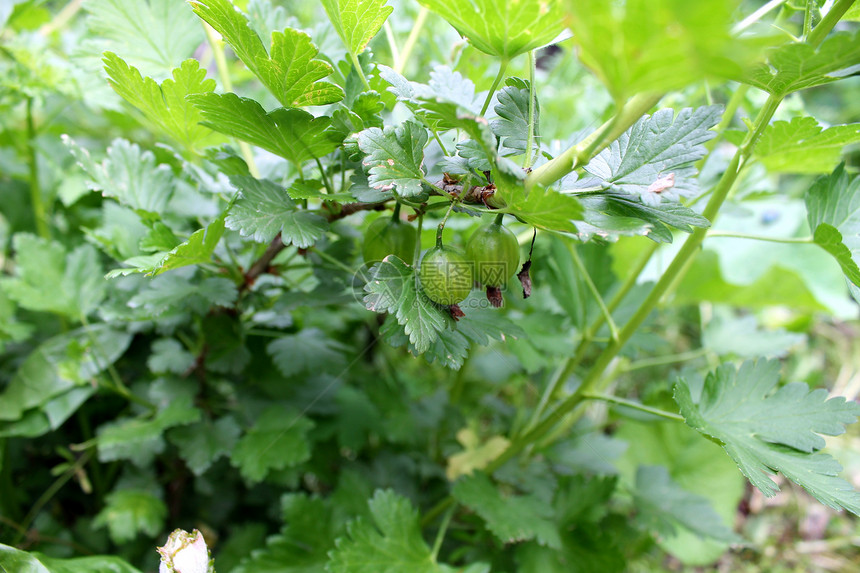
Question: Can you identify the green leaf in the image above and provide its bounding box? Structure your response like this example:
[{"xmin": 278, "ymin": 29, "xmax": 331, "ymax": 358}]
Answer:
[
  {"xmin": 633, "ymin": 465, "xmax": 741, "ymax": 543},
  {"xmin": 805, "ymin": 164, "xmax": 860, "ymax": 295},
  {"xmin": 232, "ymin": 494, "xmax": 336, "ymax": 573},
  {"xmin": 188, "ymin": 93, "xmax": 342, "ymax": 166},
  {"xmin": 675, "ymin": 249, "xmax": 834, "ymax": 312},
  {"xmin": 491, "ymin": 77, "xmax": 539, "ymax": 157},
  {"xmin": 97, "ymin": 398, "xmax": 202, "ymax": 467},
  {"xmin": 230, "ymin": 406, "xmax": 314, "ymax": 483},
  {"xmin": 110, "ymin": 215, "xmax": 229, "ymax": 278},
  {"xmin": 82, "ymin": 0, "xmax": 203, "ymax": 79},
  {"xmin": 103, "ymin": 53, "xmax": 220, "ymax": 151},
  {"xmin": 147, "ymin": 338, "xmax": 196, "ymax": 374},
  {"xmin": 357, "ymin": 121, "xmax": 428, "ymax": 198},
  {"xmin": 1, "ymin": 234, "xmax": 106, "ymax": 318},
  {"xmin": 755, "ymin": 117, "xmax": 860, "ymax": 174},
  {"xmin": 320, "ymin": 0, "xmax": 393, "ymax": 56},
  {"xmin": 328, "ymin": 489, "xmax": 443, "ymax": 573},
  {"xmin": 675, "ymin": 359, "xmax": 860, "ymax": 514},
  {"xmin": 703, "ymin": 312, "xmax": 805, "ymax": 359},
  {"xmin": 63, "ymin": 136, "xmax": 174, "ymax": 214},
  {"xmin": 189, "ymin": 0, "xmax": 344, "ymax": 107},
  {"xmin": 417, "ymin": 0, "xmax": 564, "ymax": 59},
  {"xmin": 93, "ymin": 488, "xmax": 167, "ymax": 544},
  {"xmin": 516, "ymin": 527, "xmax": 626, "ymax": 573},
  {"xmin": 0, "ymin": 325, "xmax": 132, "ymax": 432},
  {"xmin": 266, "ymin": 328, "xmax": 348, "ymax": 377},
  {"xmin": 743, "ymin": 31, "xmax": 860, "ymax": 97},
  {"xmin": 0, "ymin": 291, "xmax": 32, "ymax": 351},
  {"xmin": 584, "ymin": 105, "xmax": 723, "ymax": 206},
  {"xmin": 225, "ymin": 176, "xmax": 329, "ymax": 247},
  {"xmin": 168, "ymin": 416, "xmax": 241, "ymax": 475},
  {"xmin": 576, "ymin": 193, "xmax": 710, "ymax": 243},
  {"xmin": 614, "ymin": 412, "xmax": 745, "ymax": 565},
  {"xmin": 153, "ymin": 214, "xmax": 227, "ymax": 276},
  {"xmin": 505, "ymin": 186, "xmax": 583, "ymax": 233},
  {"xmin": 452, "ymin": 471, "xmax": 561, "ymax": 548},
  {"xmin": 363, "ymin": 256, "xmax": 453, "ymax": 354},
  {"xmin": 0, "ymin": 544, "xmax": 143, "ymax": 573},
  {"xmin": 127, "ymin": 275, "xmax": 238, "ymax": 315},
  {"xmin": 565, "ymin": 0, "xmax": 752, "ymax": 100}
]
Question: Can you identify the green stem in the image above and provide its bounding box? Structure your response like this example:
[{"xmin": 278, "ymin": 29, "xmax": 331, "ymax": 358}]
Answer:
[
  {"xmin": 383, "ymin": 21, "xmax": 400, "ymax": 67},
  {"xmin": 526, "ymin": 92, "xmax": 662, "ymax": 192},
  {"xmin": 349, "ymin": 51, "xmax": 372, "ymax": 91},
  {"xmin": 26, "ymin": 98, "xmax": 49, "ymax": 239},
  {"xmin": 523, "ymin": 50, "xmax": 537, "ymax": 168},
  {"xmin": 568, "ymin": 243, "xmax": 618, "ymax": 342},
  {"xmin": 705, "ymin": 231, "xmax": 814, "ymax": 244},
  {"xmin": 480, "ymin": 59, "xmax": 509, "ymax": 116},
  {"xmin": 710, "ymin": 85, "xmax": 748, "ymax": 150},
  {"xmin": 525, "ymin": 241, "xmax": 658, "ymax": 433},
  {"xmin": 80, "ymin": 315, "xmax": 154, "ymax": 411},
  {"xmin": 38, "ymin": 0, "xmax": 83, "ymax": 36},
  {"xmin": 582, "ymin": 393, "xmax": 686, "ymax": 422},
  {"xmin": 431, "ymin": 129, "xmax": 450, "ymax": 155},
  {"xmin": 732, "ymin": 0, "xmax": 789, "ymax": 34},
  {"xmin": 421, "ymin": 496, "xmax": 455, "ymax": 528},
  {"xmin": 395, "ymin": 7, "xmax": 429, "ymax": 74},
  {"xmin": 310, "ymin": 247, "xmax": 356, "ymax": 274},
  {"xmin": 413, "ymin": 213, "xmax": 423, "ymax": 266},
  {"xmin": 203, "ymin": 23, "xmax": 260, "ymax": 177},
  {"xmin": 803, "ymin": 0, "xmax": 814, "ymax": 40},
  {"xmin": 430, "ymin": 503, "xmax": 457, "ymax": 561},
  {"xmin": 14, "ymin": 451, "xmax": 92, "ymax": 545},
  {"xmin": 315, "ymin": 158, "xmax": 334, "ymax": 194},
  {"xmin": 808, "ymin": 0, "xmax": 855, "ymax": 46},
  {"xmin": 436, "ymin": 201, "xmax": 457, "ymax": 248},
  {"xmin": 622, "ymin": 347, "xmax": 710, "ymax": 372}
]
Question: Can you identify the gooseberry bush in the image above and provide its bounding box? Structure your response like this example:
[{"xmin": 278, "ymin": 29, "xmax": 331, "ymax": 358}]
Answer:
[{"xmin": 3, "ymin": 0, "xmax": 860, "ymax": 571}]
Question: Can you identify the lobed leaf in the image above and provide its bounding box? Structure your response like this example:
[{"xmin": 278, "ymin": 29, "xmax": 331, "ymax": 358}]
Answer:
[
  {"xmin": 491, "ymin": 77, "xmax": 540, "ymax": 157},
  {"xmin": 94, "ymin": 488, "xmax": 167, "ymax": 544},
  {"xmin": 452, "ymin": 471, "xmax": 562, "ymax": 548},
  {"xmin": 755, "ymin": 117, "xmax": 860, "ymax": 174},
  {"xmin": 82, "ymin": 0, "xmax": 202, "ymax": 79},
  {"xmin": 585, "ymin": 105, "xmax": 723, "ymax": 206},
  {"xmin": 189, "ymin": 93, "xmax": 342, "ymax": 166},
  {"xmin": 1, "ymin": 234, "xmax": 106, "ymax": 318},
  {"xmin": 418, "ymin": 0, "xmax": 564, "ymax": 59},
  {"xmin": 328, "ymin": 489, "xmax": 443, "ymax": 573},
  {"xmin": 103, "ymin": 53, "xmax": 220, "ymax": 151},
  {"xmin": 564, "ymin": 0, "xmax": 749, "ymax": 100},
  {"xmin": 321, "ymin": 0, "xmax": 393, "ymax": 56},
  {"xmin": 805, "ymin": 164, "xmax": 860, "ymax": 298},
  {"xmin": 357, "ymin": 121, "xmax": 428, "ymax": 197},
  {"xmin": 168, "ymin": 416, "xmax": 242, "ymax": 476},
  {"xmin": 230, "ymin": 406, "xmax": 314, "ymax": 483},
  {"xmin": 633, "ymin": 466, "xmax": 740, "ymax": 543},
  {"xmin": 97, "ymin": 398, "xmax": 202, "ymax": 467},
  {"xmin": 190, "ymin": 0, "xmax": 344, "ymax": 107},
  {"xmin": 64, "ymin": 136, "xmax": 174, "ymax": 214},
  {"xmin": 225, "ymin": 175, "xmax": 329, "ymax": 248},
  {"xmin": 743, "ymin": 31, "xmax": 860, "ymax": 97},
  {"xmin": 675, "ymin": 359, "xmax": 860, "ymax": 514}
]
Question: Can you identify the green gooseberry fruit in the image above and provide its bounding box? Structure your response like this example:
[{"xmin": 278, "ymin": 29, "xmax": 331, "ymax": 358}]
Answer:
[
  {"xmin": 362, "ymin": 216, "xmax": 417, "ymax": 263},
  {"xmin": 418, "ymin": 246, "xmax": 473, "ymax": 305},
  {"xmin": 465, "ymin": 218, "xmax": 520, "ymax": 287}
]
